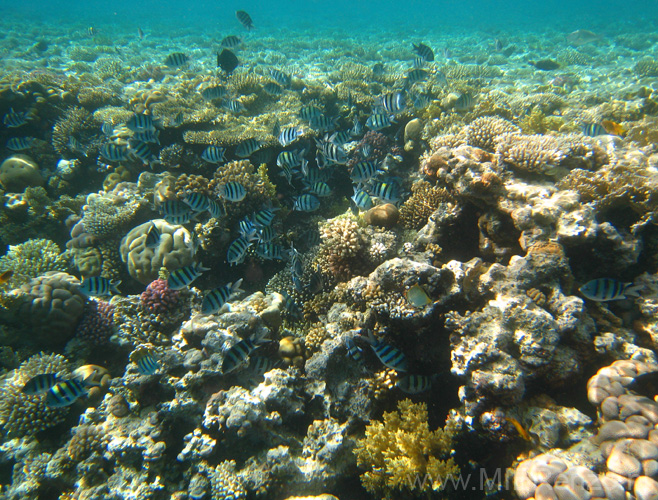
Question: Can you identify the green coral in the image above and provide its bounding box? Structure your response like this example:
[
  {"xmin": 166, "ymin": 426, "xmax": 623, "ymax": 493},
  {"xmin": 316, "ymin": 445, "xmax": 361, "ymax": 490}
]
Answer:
[
  {"xmin": 0, "ymin": 238, "xmax": 70, "ymax": 284},
  {"xmin": 354, "ymin": 399, "xmax": 460, "ymax": 499}
]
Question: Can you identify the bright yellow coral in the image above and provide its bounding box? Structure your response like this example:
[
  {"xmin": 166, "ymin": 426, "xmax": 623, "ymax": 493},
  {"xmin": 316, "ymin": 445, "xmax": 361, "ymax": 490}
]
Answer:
[{"xmin": 354, "ymin": 399, "xmax": 460, "ymax": 498}]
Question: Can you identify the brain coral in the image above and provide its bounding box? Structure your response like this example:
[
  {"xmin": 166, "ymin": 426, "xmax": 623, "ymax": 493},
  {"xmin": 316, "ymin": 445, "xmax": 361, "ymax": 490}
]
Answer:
[
  {"xmin": 119, "ymin": 219, "xmax": 196, "ymax": 285},
  {"xmin": 14, "ymin": 271, "xmax": 87, "ymax": 347}
]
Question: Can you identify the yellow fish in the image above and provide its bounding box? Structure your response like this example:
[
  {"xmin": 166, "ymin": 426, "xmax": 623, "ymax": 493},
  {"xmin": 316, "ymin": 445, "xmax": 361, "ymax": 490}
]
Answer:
[
  {"xmin": 404, "ymin": 284, "xmax": 432, "ymax": 307},
  {"xmin": 601, "ymin": 119, "xmax": 625, "ymax": 137}
]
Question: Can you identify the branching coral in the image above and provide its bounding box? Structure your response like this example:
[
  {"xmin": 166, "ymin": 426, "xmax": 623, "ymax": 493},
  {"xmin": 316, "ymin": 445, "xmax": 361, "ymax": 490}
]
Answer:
[
  {"xmin": 0, "ymin": 238, "xmax": 69, "ymax": 283},
  {"xmin": 399, "ymin": 180, "xmax": 456, "ymax": 230},
  {"xmin": 52, "ymin": 106, "xmax": 96, "ymax": 157},
  {"xmin": 81, "ymin": 193, "xmax": 144, "ymax": 238},
  {"xmin": 354, "ymin": 399, "xmax": 460, "ymax": 499},
  {"xmin": 464, "ymin": 116, "xmax": 520, "ymax": 152},
  {"xmin": 316, "ymin": 214, "xmax": 367, "ymax": 282}
]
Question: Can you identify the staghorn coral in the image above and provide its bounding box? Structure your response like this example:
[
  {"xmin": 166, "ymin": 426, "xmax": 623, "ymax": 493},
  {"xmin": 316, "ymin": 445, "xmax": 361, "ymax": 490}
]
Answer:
[
  {"xmin": 354, "ymin": 399, "xmax": 460, "ymax": 499},
  {"xmin": 495, "ymin": 133, "xmax": 608, "ymax": 176},
  {"xmin": 464, "ymin": 116, "xmax": 520, "ymax": 151},
  {"xmin": 399, "ymin": 180, "xmax": 456, "ymax": 230},
  {"xmin": 0, "ymin": 353, "xmax": 71, "ymax": 438},
  {"xmin": 316, "ymin": 214, "xmax": 367, "ymax": 283},
  {"xmin": 0, "ymin": 238, "xmax": 69, "ymax": 282}
]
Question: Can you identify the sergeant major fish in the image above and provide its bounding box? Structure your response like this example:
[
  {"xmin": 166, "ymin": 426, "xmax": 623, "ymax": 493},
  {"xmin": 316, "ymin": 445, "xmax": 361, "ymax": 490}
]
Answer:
[
  {"xmin": 80, "ymin": 277, "xmax": 121, "ymax": 297},
  {"xmin": 201, "ymin": 279, "xmax": 244, "ymax": 314},
  {"xmin": 579, "ymin": 278, "xmax": 643, "ymax": 302},
  {"xmin": 167, "ymin": 263, "xmax": 210, "ymax": 290},
  {"xmin": 45, "ymin": 379, "xmax": 88, "ymax": 407}
]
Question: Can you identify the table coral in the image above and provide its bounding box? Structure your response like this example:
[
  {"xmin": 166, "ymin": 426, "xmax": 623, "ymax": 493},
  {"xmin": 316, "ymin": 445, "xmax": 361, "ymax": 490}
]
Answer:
[{"xmin": 354, "ymin": 399, "xmax": 459, "ymax": 498}]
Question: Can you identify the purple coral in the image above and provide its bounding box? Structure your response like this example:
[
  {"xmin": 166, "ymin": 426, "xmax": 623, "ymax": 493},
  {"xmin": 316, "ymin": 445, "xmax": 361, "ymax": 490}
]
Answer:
[
  {"xmin": 75, "ymin": 299, "xmax": 115, "ymax": 345},
  {"xmin": 140, "ymin": 279, "xmax": 180, "ymax": 314}
]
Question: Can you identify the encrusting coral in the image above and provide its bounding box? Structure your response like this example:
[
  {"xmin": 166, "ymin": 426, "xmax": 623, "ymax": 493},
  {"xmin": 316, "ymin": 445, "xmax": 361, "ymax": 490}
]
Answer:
[{"xmin": 354, "ymin": 399, "xmax": 460, "ymax": 499}]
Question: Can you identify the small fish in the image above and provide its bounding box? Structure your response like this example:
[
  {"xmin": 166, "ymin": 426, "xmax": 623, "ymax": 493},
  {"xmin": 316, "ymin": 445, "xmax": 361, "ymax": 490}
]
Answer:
[
  {"xmin": 252, "ymin": 208, "xmax": 279, "ymax": 227},
  {"xmin": 0, "ymin": 269, "xmax": 14, "ymax": 285},
  {"xmin": 208, "ymin": 199, "xmax": 225, "ymax": 219},
  {"xmin": 306, "ymin": 181, "xmax": 332, "ymax": 197},
  {"xmin": 412, "ymin": 42, "xmax": 434, "ymax": 62},
  {"xmin": 227, "ymin": 236, "xmax": 254, "ymax": 265},
  {"xmin": 601, "ymin": 119, "xmax": 625, "ymax": 137},
  {"xmin": 257, "ymin": 226, "xmax": 277, "ymax": 243},
  {"xmin": 529, "ymin": 59, "xmax": 560, "ymax": 71},
  {"xmin": 370, "ymin": 180, "xmax": 401, "ymax": 204},
  {"xmin": 137, "ymin": 27, "xmax": 144, "ymax": 39},
  {"xmin": 6, "ymin": 137, "xmax": 35, "ymax": 151},
  {"xmin": 360, "ymin": 144, "xmax": 372, "ymax": 158},
  {"xmin": 566, "ymin": 29, "xmax": 602, "ymax": 47},
  {"xmin": 132, "ymin": 129, "xmax": 160, "ymax": 144},
  {"xmin": 200, "ymin": 85, "xmax": 228, "ymax": 101},
  {"xmin": 101, "ymin": 122, "xmax": 114, "ymax": 136},
  {"xmin": 281, "ymin": 291, "xmax": 303, "ymax": 321},
  {"xmin": 581, "ymin": 123, "xmax": 607, "ymax": 137},
  {"xmin": 454, "ymin": 92, "xmax": 475, "ymax": 111},
  {"xmin": 269, "ymin": 69, "xmax": 291, "ymax": 87},
  {"xmin": 409, "ymin": 91, "xmax": 432, "ymax": 110},
  {"xmin": 351, "ymin": 161, "xmax": 381, "ymax": 183},
  {"xmin": 504, "ymin": 417, "xmax": 532, "ymax": 442},
  {"xmin": 305, "ymin": 264, "xmax": 324, "ymax": 295},
  {"xmin": 255, "ymin": 242, "xmax": 286, "ymax": 260},
  {"xmin": 4, "ymin": 108, "xmax": 30, "ymax": 128},
  {"xmin": 366, "ymin": 113, "xmax": 395, "ymax": 131},
  {"xmin": 22, "ymin": 373, "xmax": 60, "ymax": 395},
  {"xmin": 329, "ymin": 130, "xmax": 352, "ymax": 145},
  {"xmin": 173, "ymin": 112, "xmax": 185, "ymax": 127},
  {"xmin": 220, "ymin": 35, "xmax": 242, "ymax": 48},
  {"xmin": 164, "ymin": 212, "xmax": 197, "ymax": 225},
  {"xmin": 368, "ymin": 336, "xmax": 408, "ymax": 372},
  {"xmin": 309, "ymin": 115, "xmax": 337, "ymax": 132},
  {"xmin": 129, "ymin": 139, "xmax": 156, "ymax": 164},
  {"xmin": 628, "ymin": 371, "xmax": 658, "ymax": 399},
  {"xmin": 236, "ymin": 10, "xmax": 254, "ymax": 30},
  {"xmin": 351, "ymin": 119, "xmax": 364, "ymax": 137},
  {"xmin": 405, "ymin": 68, "xmax": 429, "ymax": 86},
  {"xmin": 247, "ymin": 356, "xmax": 280, "ymax": 376},
  {"xmin": 160, "ymin": 199, "xmax": 194, "ymax": 218},
  {"xmin": 167, "ymin": 263, "xmax": 210, "ymax": 290},
  {"xmin": 235, "ymin": 138, "xmax": 262, "ymax": 157},
  {"xmin": 164, "ymin": 52, "xmax": 189, "ymax": 68},
  {"xmin": 238, "ymin": 218, "xmax": 256, "ymax": 237},
  {"xmin": 264, "ymin": 82, "xmax": 283, "ymax": 95},
  {"xmin": 381, "ymin": 92, "xmax": 406, "ymax": 114},
  {"xmin": 80, "ymin": 277, "xmax": 120, "ymax": 297},
  {"xmin": 144, "ymin": 222, "xmax": 161, "ymax": 248},
  {"xmin": 134, "ymin": 350, "xmax": 159, "ymax": 375},
  {"xmin": 397, "ymin": 374, "xmax": 433, "ymax": 394},
  {"xmin": 404, "ymin": 284, "xmax": 432, "ymax": 307},
  {"xmin": 183, "ymin": 192, "xmax": 210, "ymax": 212},
  {"xmin": 46, "ymin": 379, "xmax": 87, "ymax": 407},
  {"xmin": 579, "ymin": 278, "xmax": 642, "ymax": 302},
  {"xmin": 217, "ymin": 49, "xmax": 239, "ymax": 74},
  {"xmin": 293, "ymin": 194, "xmax": 320, "ymax": 212},
  {"xmin": 219, "ymin": 181, "xmax": 247, "ymax": 202},
  {"xmin": 100, "ymin": 143, "xmax": 127, "ymax": 162},
  {"xmin": 351, "ymin": 187, "xmax": 373, "ymax": 213},
  {"xmin": 412, "ymin": 56, "xmax": 426, "ymax": 68},
  {"xmin": 87, "ymin": 26, "xmax": 98, "ymax": 37},
  {"xmin": 223, "ymin": 99, "xmax": 246, "ymax": 114},
  {"xmin": 278, "ymin": 127, "xmax": 303, "ymax": 147},
  {"xmin": 299, "ymin": 105, "xmax": 323, "ymax": 121},
  {"xmin": 126, "ymin": 113, "xmax": 157, "ymax": 132},
  {"xmin": 201, "ymin": 145, "xmax": 226, "ymax": 164},
  {"xmin": 289, "ymin": 246, "xmax": 304, "ymax": 278},
  {"xmin": 345, "ymin": 337, "xmax": 364, "ymax": 363},
  {"xmin": 222, "ymin": 337, "xmax": 265, "ymax": 374},
  {"xmin": 201, "ymin": 279, "xmax": 244, "ymax": 314},
  {"xmin": 316, "ymin": 140, "xmax": 347, "ymax": 164}
]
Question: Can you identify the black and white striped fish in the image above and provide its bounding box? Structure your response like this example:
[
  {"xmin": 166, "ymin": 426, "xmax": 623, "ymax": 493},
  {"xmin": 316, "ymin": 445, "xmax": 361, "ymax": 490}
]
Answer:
[
  {"xmin": 126, "ymin": 113, "xmax": 157, "ymax": 132},
  {"xmin": 235, "ymin": 138, "xmax": 262, "ymax": 158},
  {"xmin": 579, "ymin": 278, "xmax": 642, "ymax": 302},
  {"xmin": 380, "ymin": 91, "xmax": 406, "ymax": 114},
  {"xmin": 201, "ymin": 145, "xmax": 226, "ymax": 164},
  {"xmin": 405, "ymin": 68, "xmax": 429, "ymax": 86},
  {"xmin": 45, "ymin": 379, "xmax": 88, "ymax": 407},
  {"xmin": 129, "ymin": 139, "xmax": 156, "ymax": 164},
  {"xmin": 397, "ymin": 374, "xmax": 433, "ymax": 394},
  {"xmin": 299, "ymin": 105, "xmax": 323, "ymax": 121},
  {"xmin": 6, "ymin": 137, "xmax": 35, "ymax": 151},
  {"xmin": 226, "ymin": 236, "xmax": 254, "ymax": 265},
  {"xmin": 164, "ymin": 52, "xmax": 189, "ymax": 68},
  {"xmin": 269, "ymin": 68, "xmax": 291, "ymax": 87},
  {"xmin": 281, "ymin": 291, "xmax": 303, "ymax": 321},
  {"xmin": 201, "ymin": 85, "xmax": 228, "ymax": 101},
  {"xmin": 201, "ymin": 279, "xmax": 244, "ymax": 314},
  {"xmin": 223, "ymin": 99, "xmax": 246, "ymax": 114},
  {"xmin": 581, "ymin": 123, "xmax": 607, "ymax": 137},
  {"xmin": 183, "ymin": 192, "xmax": 210, "ymax": 212},
  {"xmin": 167, "ymin": 263, "xmax": 210, "ymax": 290},
  {"xmin": 80, "ymin": 277, "xmax": 121, "ymax": 297},
  {"xmin": 145, "ymin": 222, "xmax": 161, "ymax": 248},
  {"xmin": 350, "ymin": 187, "xmax": 373, "ymax": 214},
  {"xmin": 255, "ymin": 242, "xmax": 287, "ymax": 260},
  {"xmin": 3, "ymin": 108, "xmax": 30, "ymax": 128},
  {"xmin": 368, "ymin": 336, "xmax": 408, "ymax": 372},
  {"xmin": 293, "ymin": 194, "xmax": 320, "ymax": 212},
  {"xmin": 366, "ymin": 113, "xmax": 395, "ymax": 131},
  {"xmin": 220, "ymin": 35, "xmax": 242, "ymax": 48},
  {"xmin": 310, "ymin": 115, "xmax": 337, "ymax": 132},
  {"xmin": 134, "ymin": 350, "xmax": 159, "ymax": 375},
  {"xmin": 222, "ymin": 337, "xmax": 266, "ymax": 374},
  {"xmin": 160, "ymin": 199, "xmax": 193, "ymax": 218},
  {"xmin": 305, "ymin": 181, "xmax": 332, "ymax": 197},
  {"xmin": 455, "ymin": 92, "xmax": 475, "ymax": 110},
  {"xmin": 132, "ymin": 129, "xmax": 160, "ymax": 144},
  {"xmin": 412, "ymin": 42, "xmax": 434, "ymax": 62},
  {"xmin": 351, "ymin": 161, "xmax": 381, "ymax": 182},
  {"xmin": 278, "ymin": 127, "xmax": 303, "ymax": 147},
  {"xmin": 345, "ymin": 337, "xmax": 364, "ymax": 363},
  {"xmin": 208, "ymin": 199, "xmax": 225, "ymax": 219},
  {"xmin": 100, "ymin": 143, "xmax": 129, "ymax": 161},
  {"xmin": 252, "ymin": 207, "xmax": 279, "ymax": 227},
  {"xmin": 235, "ymin": 10, "xmax": 254, "ymax": 30},
  {"xmin": 370, "ymin": 180, "xmax": 402, "ymax": 204},
  {"xmin": 219, "ymin": 181, "xmax": 247, "ymax": 202},
  {"xmin": 257, "ymin": 226, "xmax": 277, "ymax": 243},
  {"xmin": 22, "ymin": 373, "xmax": 60, "ymax": 395}
]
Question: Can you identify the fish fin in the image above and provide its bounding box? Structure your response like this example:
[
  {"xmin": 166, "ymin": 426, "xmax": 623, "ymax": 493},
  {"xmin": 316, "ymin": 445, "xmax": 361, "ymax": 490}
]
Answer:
[{"xmin": 624, "ymin": 283, "xmax": 644, "ymax": 298}]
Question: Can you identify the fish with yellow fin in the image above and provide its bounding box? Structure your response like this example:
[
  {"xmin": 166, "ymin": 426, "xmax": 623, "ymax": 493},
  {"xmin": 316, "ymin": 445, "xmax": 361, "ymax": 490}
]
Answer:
[
  {"xmin": 504, "ymin": 416, "xmax": 533, "ymax": 442},
  {"xmin": 601, "ymin": 119, "xmax": 625, "ymax": 137},
  {"xmin": 404, "ymin": 284, "xmax": 433, "ymax": 307}
]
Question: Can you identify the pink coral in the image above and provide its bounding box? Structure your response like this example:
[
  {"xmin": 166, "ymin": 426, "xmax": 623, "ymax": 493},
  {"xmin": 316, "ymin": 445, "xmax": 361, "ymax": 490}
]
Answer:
[
  {"xmin": 75, "ymin": 299, "xmax": 115, "ymax": 345},
  {"xmin": 140, "ymin": 279, "xmax": 180, "ymax": 314}
]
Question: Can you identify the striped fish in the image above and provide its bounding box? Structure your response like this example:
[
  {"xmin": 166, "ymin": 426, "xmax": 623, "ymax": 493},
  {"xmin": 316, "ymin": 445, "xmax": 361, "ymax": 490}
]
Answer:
[
  {"xmin": 277, "ymin": 150, "xmax": 302, "ymax": 169},
  {"xmin": 288, "ymin": 246, "xmax": 304, "ymax": 278},
  {"xmin": 126, "ymin": 113, "xmax": 157, "ymax": 132},
  {"xmin": 269, "ymin": 68, "xmax": 291, "ymax": 87},
  {"xmin": 201, "ymin": 145, "xmax": 226, "ymax": 164},
  {"xmin": 370, "ymin": 180, "xmax": 402, "ymax": 204},
  {"xmin": 183, "ymin": 192, "xmax": 210, "ymax": 212},
  {"xmin": 6, "ymin": 137, "xmax": 35, "ymax": 151},
  {"xmin": 236, "ymin": 10, "xmax": 254, "ymax": 30},
  {"xmin": 145, "ymin": 222, "xmax": 161, "ymax": 248},
  {"xmin": 22, "ymin": 373, "xmax": 60, "ymax": 395},
  {"xmin": 167, "ymin": 263, "xmax": 210, "ymax": 290},
  {"xmin": 397, "ymin": 374, "xmax": 433, "ymax": 394},
  {"xmin": 45, "ymin": 379, "xmax": 88, "ymax": 407},
  {"xmin": 164, "ymin": 52, "xmax": 189, "ymax": 68},
  {"xmin": 222, "ymin": 337, "xmax": 265, "ymax": 374},
  {"xmin": 201, "ymin": 279, "xmax": 244, "ymax": 314},
  {"xmin": 208, "ymin": 199, "xmax": 225, "ymax": 219},
  {"xmin": 279, "ymin": 163, "xmax": 299, "ymax": 186},
  {"xmin": 412, "ymin": 42, "xmax": 434, "ymax": 62},
  {"xmin": 329, "ymin": 130, "xmax": 352, "ymax": 146},
  {"xmin": 310, "ymin": 115, "xmax": 337, "ymax": 132},
  {"xmin": 80, "ymin": 277, "xmax": 120, "ymax": 297},
  {"xmin": 257, "ymin": 226, "xmax": 277, "ymax": 243},
  {"xmin": 252, "ymin": 208, "xmax": 279, "ymax": 227},
  {"xmin": 132, "ymin": 129, "xmax": 160, "ymax": 144},
  {"xmin": 160, "ymin": 200, "xmax": 193, "ymax": 217},
  {"xmin": 305, "ymin": 181, "xmax": 332, "ymax": 197},
  {"xmin": 264, "ymin": 82, "xmax": 283, "ymax": 95},
  {"xmin": 351, "ymin": 161, "xmax": 381, "ymax": 182},
  {"xmin": 350, "ymin": 187, "xmax": 373, "ymax": 213},
  {"xmin": 223, "ymin": 99, "xmax": 246, "ymax": 114},
  {"xmin": 219, "ymin": 181, "xmax": 247, "ymax": 202},
  {"xmin": 134, "ymin": 351, "xmax": 159, "ymax": 375},
  {"xmin": 255, "ymin": 242, "xmax": 286, "ymax": 260},
  {"xmin": 299, "ymin": 105, "xmax": 323, "ymax": 121},
  {"xmin": 235, "ymin": 138, "xmax": 262, "ymax": 158},
  {"xmin": 3, "ymin": 108, "xmax": 30, "ymax": 128},
  {"xmin": 381, "ymin": 91, "xmax": 406, "ymax": 114},
  {"xmin": 129, "ymin": 139, "xmax": 156, "ymax": 164},
  {"xmin": 247, "ymin": 356, "xmax": 280, "ymax": 376},
  {"xmin": 316, "ymin": 140, "xmax": 347, "ymax": 164},
  {"xmin": 582, "ymin": 123, "xmax": 607, "ymax": 137},
  {"xmin": 201, "ymin": 85, "xmax": 228, "ymax": 100},
  {"xmin": 369, "ymin": 337, "xmax": 408, "ymax": 372},
  {"xmin": 455, "ymin": 92, "xmax": 475, "ymax": 110},
  {"xmin": 405, "ymin": 68, "xmax": 429, "ymax": 86},
  {"xmin": 345, "ymin": 337, "xmax": 364, "ymax": 363},
  {"xmin": 366, "ymin": 113, "xmax": 395, "ymax": 131},
  {"xmin": 281, "ymin": 291, "xmax": 303, "ymax": 321},
  {"xmin": 238, "ymin": 218, "xmax": 256, "ymax": 237},
  {"xmin": 579, "ymin": 279, "xmax": 642, "ymax": 302},
  {"xmin": 278, "ymin": 127, "xmax": 303, "ymax": 147},
  {"xmin": 293, "ymin": 194, "xmax": 320, "ymax": 212},
  {"xmin": 165, "ymin": 212, "xmax": 197, "ymax": 224},
  {"xmin": 100, "ymin": 143, "xmax": 129, "ymax": 161},
  {"xmin": 220, "ymin": 35, "xmax": 242, "ymax": 48},
  {"xmin": 227, "ymin": 236, "xmax": 254, "ymax": 265}
]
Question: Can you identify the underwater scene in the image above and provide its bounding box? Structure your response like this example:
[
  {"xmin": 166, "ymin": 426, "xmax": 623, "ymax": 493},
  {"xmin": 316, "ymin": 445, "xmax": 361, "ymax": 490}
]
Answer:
[{"xmin": 2, "ymin": 0, "xmax": 658, "ymax": 499}]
